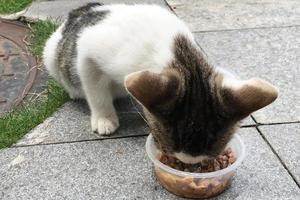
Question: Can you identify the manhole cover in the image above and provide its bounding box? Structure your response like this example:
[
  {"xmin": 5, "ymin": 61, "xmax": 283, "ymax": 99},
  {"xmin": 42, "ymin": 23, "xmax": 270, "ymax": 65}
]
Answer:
[{"xmin": 0, "ymin": 19, "xmax": 37, "ymax": 114}]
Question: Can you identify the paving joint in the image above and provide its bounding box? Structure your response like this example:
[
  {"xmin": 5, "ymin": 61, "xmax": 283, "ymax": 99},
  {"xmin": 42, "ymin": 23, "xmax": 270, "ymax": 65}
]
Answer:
[
  {"xmin": 251, "ymin": 115, "xmax": 259, "ymax": 124},
  {"xmin": 251, "ymin": 115, "xmax": 300, "ymax": 126},
  {"xmin": 240, "ymin": 124, "xmax": 256, "ymax": 128},
  {"xmin": 162, "ymin": 0, "xmax": 173, "ymax": 12},
  {"xmin": 255, "ymin": 126, "xmax": 300, "ymax": 188},
  {"xmin": 11, "ymin": 125, "xmax": 255, "ymax": 149},
  {"xmin": 256, "ymin": 121, "xmax": 300, "ymax": 126},
  {"xmin": 192, "ymin": 24, "xmax": 300, "ymax": 34},
  {"xmin": 11, "ymin": 133, "xmax": 149, "ymax": 149}
]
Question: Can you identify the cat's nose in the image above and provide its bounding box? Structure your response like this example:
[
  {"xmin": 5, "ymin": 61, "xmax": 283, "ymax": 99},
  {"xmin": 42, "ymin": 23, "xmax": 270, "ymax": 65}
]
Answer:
[{"xmin": 173, "ymin": 152, "xmax": 211, "ymax": 164}]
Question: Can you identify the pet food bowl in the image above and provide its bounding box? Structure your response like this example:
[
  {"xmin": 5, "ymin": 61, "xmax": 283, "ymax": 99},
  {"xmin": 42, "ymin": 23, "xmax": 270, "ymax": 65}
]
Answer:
[{"xmin": 146, "ymin": 134, "xmax": 245, "ymax": 199}]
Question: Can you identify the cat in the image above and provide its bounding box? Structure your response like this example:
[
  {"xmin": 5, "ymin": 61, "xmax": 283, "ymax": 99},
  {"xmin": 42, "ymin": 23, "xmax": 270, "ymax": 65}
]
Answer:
[{"xmin": 43, "ymin": 3, "xmax": 278, "ymax": 163}]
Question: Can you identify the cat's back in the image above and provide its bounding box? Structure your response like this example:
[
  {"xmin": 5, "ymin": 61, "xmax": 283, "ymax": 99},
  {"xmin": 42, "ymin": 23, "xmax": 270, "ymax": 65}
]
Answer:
[
  {"xmin": 44, "ymin": 3, "xmax": 195, "ymax": 89},
  {"xmin": 93, "ymin": 4, "xmax": 189, "ymax": 34},
  {"xmin": 77, "ymin": 4, "xmax": 194, "ymax": 74}
]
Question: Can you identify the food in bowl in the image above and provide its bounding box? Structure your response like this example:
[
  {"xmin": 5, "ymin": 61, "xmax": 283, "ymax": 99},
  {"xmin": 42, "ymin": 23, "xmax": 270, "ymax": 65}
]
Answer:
[
  {"xmin": 146, "ymin": 134, "xmax": 245, "ymax": 199},
  {"xmin": 155, "ymin": 167, "xmax": 233, "ymax": 198},
  {"xmin": 155, "ymin": 148, "xmax": 236, "ymax": 198},
  {"xmin": 159, "ymin": 147, "xmax": 236, "ymax": 173}
]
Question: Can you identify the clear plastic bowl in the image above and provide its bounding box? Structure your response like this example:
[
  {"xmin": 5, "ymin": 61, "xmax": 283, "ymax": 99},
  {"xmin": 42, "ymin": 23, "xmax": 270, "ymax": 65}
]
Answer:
[{"xmin": 146, "ymin": 134, "xmax": 245, "ymax": 199}]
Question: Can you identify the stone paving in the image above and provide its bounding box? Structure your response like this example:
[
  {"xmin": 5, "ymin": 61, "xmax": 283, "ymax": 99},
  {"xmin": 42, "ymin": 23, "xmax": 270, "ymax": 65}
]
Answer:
[{"xmin": 1, "ymin": 0, "xmax": 300, "ymax": 199}]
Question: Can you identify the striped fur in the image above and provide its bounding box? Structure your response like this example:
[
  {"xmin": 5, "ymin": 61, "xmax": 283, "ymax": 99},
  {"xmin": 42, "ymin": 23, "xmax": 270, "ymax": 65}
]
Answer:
[
  {"xmin": 144, "ymin": 35, "xmax": 238, "ymax": 157},
  {"xmin": 56, "ymin": 2, "xmax": 108, "ymax": 88}
]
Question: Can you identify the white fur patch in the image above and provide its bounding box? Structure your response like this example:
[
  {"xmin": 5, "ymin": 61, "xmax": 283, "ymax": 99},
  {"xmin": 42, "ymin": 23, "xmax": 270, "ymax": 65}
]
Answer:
[{"xmin": 174, "ymin": 152, "xmax": 210, "ymax": 164}]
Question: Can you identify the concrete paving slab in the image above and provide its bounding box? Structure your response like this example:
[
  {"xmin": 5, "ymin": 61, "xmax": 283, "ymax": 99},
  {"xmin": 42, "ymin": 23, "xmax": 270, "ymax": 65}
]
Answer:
[
  {"xmin": 1, "ymin": 128, "xmax": 300, "ymax": 199},
  {"xmin": 195, "ymin": 27, "xmax": 300, "ymax": 124},
  {"xmin": 259, "ymin": 123, "xmax": 300, "ymax": 185},
  {"xmin": 217, "ymin": 128, "xmax": 300, "ymax": 200},
  {"xmin": 22, "ymin": 0, "xmax": 169, "ymax": 21},
  {"xmin": 14, "ymin": 101, "xmax": 149, "ymax": 146},
  {"xmin": 166, "ymin": 0, "xmax": 300, "ymax": 32},
  {"xmin": 1, "ymin": 137, "xmax": 170, "ymax": 200}
]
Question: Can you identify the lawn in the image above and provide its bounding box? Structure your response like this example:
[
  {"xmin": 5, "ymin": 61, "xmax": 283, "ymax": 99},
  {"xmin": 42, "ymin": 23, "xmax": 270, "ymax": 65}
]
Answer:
[
  {"xmin": 0, "ymin": 0, "xmax": 33, "ymax": 14},
  {"xmin": 0, "ymin": 20, "xmax": 69, "ymax": 149},
  {"xmin": 30, "ymin": 19, "xmax": 60, "ymax": 57}
]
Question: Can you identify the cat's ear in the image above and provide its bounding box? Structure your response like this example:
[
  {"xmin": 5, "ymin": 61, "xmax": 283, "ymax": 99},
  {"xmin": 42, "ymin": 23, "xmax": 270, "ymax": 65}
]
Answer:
[
  {"xmin": 124, "ymin": 70, "xmax": 180, "ymax": 110},
  {"xmin": 222, "ymin": 77, "xmax": 278, "ymax": 118}
]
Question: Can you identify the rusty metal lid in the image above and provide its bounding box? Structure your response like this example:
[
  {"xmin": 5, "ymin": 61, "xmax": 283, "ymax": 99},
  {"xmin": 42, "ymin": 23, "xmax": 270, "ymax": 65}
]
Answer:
[{"xmin": 0, "ymin": 18, "xmax": 37, "ymax": 114}]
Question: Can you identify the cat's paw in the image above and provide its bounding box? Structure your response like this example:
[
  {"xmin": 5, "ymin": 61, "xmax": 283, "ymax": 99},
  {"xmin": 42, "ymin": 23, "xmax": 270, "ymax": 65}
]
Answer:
[{"xmin": 91, "ymin": 116, "xmax": 119, "ymax": 135}]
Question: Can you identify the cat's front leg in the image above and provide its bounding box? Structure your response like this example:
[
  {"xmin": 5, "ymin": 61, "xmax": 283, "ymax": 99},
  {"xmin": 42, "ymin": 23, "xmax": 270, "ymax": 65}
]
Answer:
[
  {"xmin": 90, "ymin": 105, "xmax": 119, "ymax": 135},
  {"xmin": 78, "ymin": 59, "xmax": 119, "ymax": 135},
  {"xmin": 87, "ymin": 79, "xmax": 119, "ymax": 135}
]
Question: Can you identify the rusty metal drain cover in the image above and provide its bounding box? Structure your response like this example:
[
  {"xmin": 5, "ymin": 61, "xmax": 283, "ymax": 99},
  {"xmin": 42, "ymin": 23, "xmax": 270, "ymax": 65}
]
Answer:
[{"xmin": 0, "ymin": 19, "xmax": 37, "ymax": 114}]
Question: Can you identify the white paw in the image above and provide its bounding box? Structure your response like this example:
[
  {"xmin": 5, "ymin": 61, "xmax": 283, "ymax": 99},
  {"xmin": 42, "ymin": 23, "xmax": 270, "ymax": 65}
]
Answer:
[{"xmin": 91, "ymin": 116, "xmax": 119, "ymax": 135}]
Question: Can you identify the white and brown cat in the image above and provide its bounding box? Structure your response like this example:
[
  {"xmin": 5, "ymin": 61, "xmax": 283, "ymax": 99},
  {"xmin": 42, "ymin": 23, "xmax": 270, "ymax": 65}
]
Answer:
[{"xmin": 43, "ymin": 3, "xmax": 278, "ymax": 163}]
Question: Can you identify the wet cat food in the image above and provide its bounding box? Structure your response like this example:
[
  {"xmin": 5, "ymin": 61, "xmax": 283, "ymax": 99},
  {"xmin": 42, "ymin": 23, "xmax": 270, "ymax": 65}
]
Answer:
[
  {"xmin": 155, "ymin": 148, "xmax": 236, "ymax": 198},
  {"xmin": 160, "ymin": 148, "xmax": 236, "ymax": 173}
]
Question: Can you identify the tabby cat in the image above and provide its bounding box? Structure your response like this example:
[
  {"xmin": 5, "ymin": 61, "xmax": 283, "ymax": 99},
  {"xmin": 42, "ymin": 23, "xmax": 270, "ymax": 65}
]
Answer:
[{"xmin": 43, "ymin": 3, "xmax": 277, "ymax": 163}]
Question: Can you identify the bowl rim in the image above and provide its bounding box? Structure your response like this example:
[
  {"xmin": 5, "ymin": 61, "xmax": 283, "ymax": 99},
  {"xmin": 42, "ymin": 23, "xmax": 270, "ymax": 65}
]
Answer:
[{"xmin": 145, "ymin": 133, "xmax": 245, "ymax": 178}]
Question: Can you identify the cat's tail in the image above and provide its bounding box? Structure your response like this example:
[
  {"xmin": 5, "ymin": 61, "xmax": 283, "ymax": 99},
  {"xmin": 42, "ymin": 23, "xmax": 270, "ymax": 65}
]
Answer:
[
  {"xmin": 61, "ymin": 2, "xmax": 104, "ymax": 36},
  {"xmin": 69, "ymin": 2, "xmax": 103, "ymax": 18}
]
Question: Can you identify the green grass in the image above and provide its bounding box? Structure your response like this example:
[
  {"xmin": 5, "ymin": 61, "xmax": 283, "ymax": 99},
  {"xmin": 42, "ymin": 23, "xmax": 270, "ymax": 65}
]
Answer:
[
  {"xmin": 0, "ymin": 0, "xmax": 33, "ymax": 14},
  {"xmin": 0, "ymin": 80, "xmax": 69, "ymax": 148},
  {"xmin": 0, "ymin": 20, "xmax": 69, "ymax": 149},
  {"xmin": 30, "ymin": 19, "xmax": 60, "ymax": 57}
]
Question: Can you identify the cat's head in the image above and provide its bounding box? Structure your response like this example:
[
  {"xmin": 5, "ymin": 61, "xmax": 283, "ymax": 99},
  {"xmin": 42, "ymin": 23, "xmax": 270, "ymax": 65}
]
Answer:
[{"xmin": 124, "ymin": 35, "xmax": 278, "ymax": 164}]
